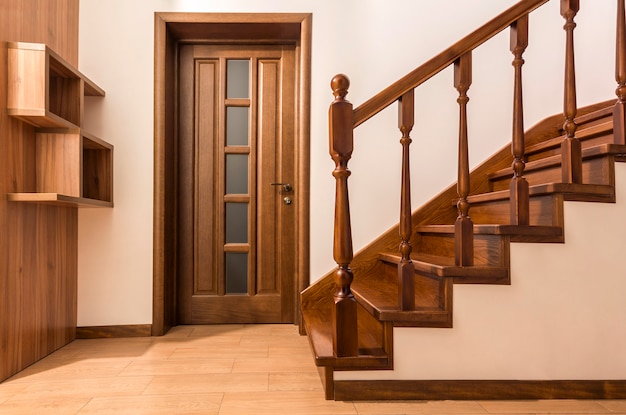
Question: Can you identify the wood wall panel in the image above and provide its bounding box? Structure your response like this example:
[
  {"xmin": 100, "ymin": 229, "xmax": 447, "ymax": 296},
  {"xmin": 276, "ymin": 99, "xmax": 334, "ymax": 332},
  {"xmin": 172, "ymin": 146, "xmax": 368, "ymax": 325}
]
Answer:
[{"xmin": 0, "ymin": 0, "xmax": 80, "ymax": 382}]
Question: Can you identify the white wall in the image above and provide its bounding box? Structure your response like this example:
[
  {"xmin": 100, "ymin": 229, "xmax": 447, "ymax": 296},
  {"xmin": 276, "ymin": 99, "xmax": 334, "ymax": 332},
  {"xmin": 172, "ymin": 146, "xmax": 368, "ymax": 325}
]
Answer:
[{"xmin": 77, "ymin": 0, "xmax": 615, "ymax": 326}]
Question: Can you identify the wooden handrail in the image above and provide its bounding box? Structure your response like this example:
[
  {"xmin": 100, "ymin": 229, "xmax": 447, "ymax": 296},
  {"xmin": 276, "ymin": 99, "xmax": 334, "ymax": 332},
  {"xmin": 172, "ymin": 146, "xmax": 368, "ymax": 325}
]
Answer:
[{"xmin": 353, "ymin": 0, "xmax": 550, "ymax": 128}]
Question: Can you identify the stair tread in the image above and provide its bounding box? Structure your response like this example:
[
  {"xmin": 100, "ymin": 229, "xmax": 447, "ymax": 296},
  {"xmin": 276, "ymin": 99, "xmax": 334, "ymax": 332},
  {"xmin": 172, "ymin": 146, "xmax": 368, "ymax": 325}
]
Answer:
[
  {"xmin": 490, "ymin": 143, "xmax": 626, "ymax": 180},
  {"xmin": 351, "ymin": 277, "xmax": 453, "ymax": 324},
  {"xmin": 524, "ymin": 121, "xmax": 613, "ymax": 157},
  {"xmin": 301, "ymin": 305, "xmax": 390, "ymax": 369},
  {"xmin": 376, "ymin": 252, "xmax": 509, "ymax": 280},
  {"xmin": 467, "ymin": 182, "xmax": 615, "ymax": 204},
  {"xmin": 573, "ymin": 104, "xmax": 614, "ymax": 125},
  {"xmin": 416, "ymin": 223, "xmax": 562, "ymax": 237},
  {"xmin": 348, "ymin": 252, "xmax": 507, "ymax": 323}
]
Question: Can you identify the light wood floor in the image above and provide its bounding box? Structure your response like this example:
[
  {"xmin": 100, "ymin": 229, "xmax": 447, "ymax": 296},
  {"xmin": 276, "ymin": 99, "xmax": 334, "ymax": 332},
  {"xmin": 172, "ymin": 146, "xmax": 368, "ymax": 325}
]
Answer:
[{"xmin": 1, "ymin": 324, "xmax": 626, "ymax": 414}]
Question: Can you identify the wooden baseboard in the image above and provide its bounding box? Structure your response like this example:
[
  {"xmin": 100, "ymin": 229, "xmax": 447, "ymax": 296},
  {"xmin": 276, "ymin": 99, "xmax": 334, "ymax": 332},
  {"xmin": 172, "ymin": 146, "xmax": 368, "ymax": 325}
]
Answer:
[
  {"xmin": 333, "ymin": 380, "xmax": 626, "ymax": 401},
  {"xmin": 76, "ymin": 324, "xmax": 152, "ymax": 339}
]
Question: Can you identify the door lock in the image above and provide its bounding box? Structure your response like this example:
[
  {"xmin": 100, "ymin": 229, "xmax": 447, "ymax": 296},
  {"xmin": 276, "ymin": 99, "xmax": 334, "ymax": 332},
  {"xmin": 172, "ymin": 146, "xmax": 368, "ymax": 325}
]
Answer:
[
  {"xmin": 283, "ymin": 197, "xmax": 292, "ymax": 205},
  {"xmin": 271, "ymin": 182, "xmax": 292, "ymax": 192}
]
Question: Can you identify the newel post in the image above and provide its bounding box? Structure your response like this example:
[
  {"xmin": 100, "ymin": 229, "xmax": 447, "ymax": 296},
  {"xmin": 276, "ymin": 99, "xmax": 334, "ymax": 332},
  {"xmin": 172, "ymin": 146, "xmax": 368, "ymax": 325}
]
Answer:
[
  {"xmin": 329, "ymin": 74, "xmax": 358, "ymax": 357},
  {"xmin": 614, "ymin": 0, "xmax": 626, "ymax": 145},
  {"xmin": 561, "ymin": 0, "xmax": 582, "ymax": 183}
]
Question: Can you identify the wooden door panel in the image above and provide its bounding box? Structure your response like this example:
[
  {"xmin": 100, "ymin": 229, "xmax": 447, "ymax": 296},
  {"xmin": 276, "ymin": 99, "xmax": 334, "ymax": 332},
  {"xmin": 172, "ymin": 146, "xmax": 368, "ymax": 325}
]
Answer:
[
  {"xmin": 257, "ymin": 58, "xmax": 280, "ymax": 295},
  {"xmin": 190, "ymin": 295, "xmax": 281, "ymax": 324},
  {"xmin": 195, "ymin": 59, "xmax": 219, "ymax": 297},
  {"xmin": 177, "ymin": 44, "xmax": 296, "ymax": 324}
]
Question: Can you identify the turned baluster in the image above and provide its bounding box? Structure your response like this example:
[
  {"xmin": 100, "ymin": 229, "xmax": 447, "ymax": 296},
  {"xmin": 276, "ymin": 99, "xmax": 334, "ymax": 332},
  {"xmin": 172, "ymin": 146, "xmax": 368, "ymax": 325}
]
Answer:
[
  {"xmin": 614, "ymin": 0, "xmax": 626, "ymax": 145},
  {"xmin": 398, "ymin": 90, "xmax": 415, "ymax": 311},
  {"xmin": 329, "ymin": 74, "xmax": 358, "ymax": 357},
  {"xmin": 561, "ymin": 0, "xmax": 582, "ymax": 183},
  {"xmin": 454, "ymin": 52, "xmax": 474, "ymax": 267},
  {"xmin": 510, "ymin": 15, "xmax": 530, "ymax": 226}
]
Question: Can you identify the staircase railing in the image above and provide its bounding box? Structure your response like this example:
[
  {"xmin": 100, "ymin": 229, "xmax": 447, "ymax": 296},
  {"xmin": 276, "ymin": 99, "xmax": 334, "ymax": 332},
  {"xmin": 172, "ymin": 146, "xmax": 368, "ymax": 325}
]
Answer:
[{"xmin": 328, "ymin": 0, "xmax": 626, "ymax": 357}]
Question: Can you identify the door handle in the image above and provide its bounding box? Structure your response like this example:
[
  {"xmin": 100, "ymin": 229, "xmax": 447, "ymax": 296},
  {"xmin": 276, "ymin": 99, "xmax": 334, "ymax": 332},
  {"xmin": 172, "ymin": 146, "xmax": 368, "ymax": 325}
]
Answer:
[{"xmin": 271, "ymin": 182, "xmax": 292, "ymax": 192}]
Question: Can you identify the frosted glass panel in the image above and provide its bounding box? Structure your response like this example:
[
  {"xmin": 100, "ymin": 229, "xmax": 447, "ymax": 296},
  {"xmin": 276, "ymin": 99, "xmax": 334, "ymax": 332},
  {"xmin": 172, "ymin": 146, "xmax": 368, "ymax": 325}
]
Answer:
[
  {"xmin": 225, "ymin": 252, "xmax": 248, "ymax": 294},
  {"xmin": 226, "ymin": 154, "xmax": 248, "ymax": 194},
  {"xmin": 225, "ymin": 202, "xmax": 248, "ymax": 243},
  {"xmin": 227, "ymin": 60, "xmax": 250, "ymax": 98},
  {"xmin": 226, "ymin": 107, "xmax": 249, "ymax": 146}
]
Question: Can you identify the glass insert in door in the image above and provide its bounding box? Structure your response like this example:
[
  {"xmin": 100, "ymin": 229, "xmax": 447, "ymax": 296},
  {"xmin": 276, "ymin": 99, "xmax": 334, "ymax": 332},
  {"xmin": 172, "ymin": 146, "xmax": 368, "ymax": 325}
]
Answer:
[{"xmin": 223, "ymin": 58, "xmax": 252, "ymax": 295}]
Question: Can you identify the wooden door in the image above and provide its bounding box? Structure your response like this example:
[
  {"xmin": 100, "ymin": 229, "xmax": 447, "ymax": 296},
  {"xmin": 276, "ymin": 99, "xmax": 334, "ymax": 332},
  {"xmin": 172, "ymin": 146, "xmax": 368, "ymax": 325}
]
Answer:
[{"xmin": 177, "ymin": 44, "xmax": 297, "ymax": 323}]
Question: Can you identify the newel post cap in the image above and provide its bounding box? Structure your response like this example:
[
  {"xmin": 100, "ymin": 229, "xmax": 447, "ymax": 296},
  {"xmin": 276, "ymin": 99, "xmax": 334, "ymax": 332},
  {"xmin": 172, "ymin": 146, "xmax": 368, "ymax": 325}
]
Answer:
[{"xmin": 331, "ymin": 74, "xmax": 350, "ymax": 100}]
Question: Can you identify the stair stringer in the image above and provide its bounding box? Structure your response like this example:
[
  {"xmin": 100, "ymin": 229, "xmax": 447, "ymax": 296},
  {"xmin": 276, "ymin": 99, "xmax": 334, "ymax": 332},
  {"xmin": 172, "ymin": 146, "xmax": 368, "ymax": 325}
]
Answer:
[{"xmin": 334, "ymin": 162, "xmax": 626, "ymax": 383}]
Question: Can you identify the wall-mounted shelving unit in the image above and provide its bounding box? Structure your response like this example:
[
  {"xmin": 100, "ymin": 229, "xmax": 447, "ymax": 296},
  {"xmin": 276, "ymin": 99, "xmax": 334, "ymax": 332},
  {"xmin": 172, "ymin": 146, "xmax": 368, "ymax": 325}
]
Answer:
[{"xmin": 6, "ymin": 42, "xmax": 113, "ymax": 208}]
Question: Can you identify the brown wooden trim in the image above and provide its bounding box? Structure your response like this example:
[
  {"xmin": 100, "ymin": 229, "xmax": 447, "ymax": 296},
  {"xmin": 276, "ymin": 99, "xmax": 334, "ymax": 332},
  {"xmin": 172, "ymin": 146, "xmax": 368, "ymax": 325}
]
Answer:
[
  {"xmin": 334, "ymin": 379, "xmax": 626, "ymax": 401},
  {"xmin": 296, "ymin": 13, "xmax": 312, "ymax": 323},
  {"xmin": 76, "ymin": 324, "xmax": 152, "ymax": 339},
  {"xmin": 318, "ymin": 366, "xmax": 334, "ymax": 400},
  {"xmin": 153, "ymin": 13, "xmax": 312, "ymax": 334}
]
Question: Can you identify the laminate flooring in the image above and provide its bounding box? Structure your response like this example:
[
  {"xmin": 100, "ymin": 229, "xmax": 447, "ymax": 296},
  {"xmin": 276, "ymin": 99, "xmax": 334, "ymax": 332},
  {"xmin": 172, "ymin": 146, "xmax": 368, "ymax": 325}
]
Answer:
[{"xmin": 1, "ymin": 324, "xmax": 625, "ymax": 414}]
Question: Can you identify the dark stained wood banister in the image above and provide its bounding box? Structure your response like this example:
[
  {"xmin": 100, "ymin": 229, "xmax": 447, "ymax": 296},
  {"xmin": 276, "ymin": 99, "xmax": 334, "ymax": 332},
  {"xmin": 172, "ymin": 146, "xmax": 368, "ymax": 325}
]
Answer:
[{"xmin": 352, "ymin": 0, "xmax": 550, "ymax": 128}]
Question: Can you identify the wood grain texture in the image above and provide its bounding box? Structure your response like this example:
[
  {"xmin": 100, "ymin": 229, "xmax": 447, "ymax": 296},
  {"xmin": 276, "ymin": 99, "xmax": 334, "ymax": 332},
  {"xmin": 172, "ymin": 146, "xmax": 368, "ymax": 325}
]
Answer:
[
  {"xmin": 7, "ymin": 42, "xmax": 103, "ymax": 129},
  {"xmin": 334, "ymin": 379, "xmax": 626, "ymax": 401},
  {"xmin": 35, "ymin": 132, "xmax": 81, "ymax": 197},
  {"xmin": 175, "ymin": 44, "xmax": 296, "ymax": 324},
  {"xmin": 0, "ymin": 0, "xmax": 80, "ymax": 383},
  {"xmin": 7, "ymin": 193, "xmax": 113, "ymax": 208},
  {"xmin": 153, "ymin": 13, "xmax": 312, "ymax": 334},
  {"xmin": 76, "ymin": 325, "xmax": 152, "ymax": 339}
]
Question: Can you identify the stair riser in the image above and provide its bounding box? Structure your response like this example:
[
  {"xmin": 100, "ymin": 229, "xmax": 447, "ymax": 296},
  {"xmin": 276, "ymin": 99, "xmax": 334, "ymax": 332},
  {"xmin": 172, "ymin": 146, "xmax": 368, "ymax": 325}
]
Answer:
[
  {"xmin": 526, "ymin": 130, "xmax": 614, "ymax": 161},
  {"xmin": 415, "ymin": 233, "xmax": 509, "ymax": 267},
  {"xmin": 469, "ymin": 194, "xmax": 563, "ymax": 227},
  {"xmin": 379, "ymin": 262, "xmax": 447, "ymax": 310},
  {"xmin": 491, "ymin": 156, "xmax": 613, "ymax": 192}
]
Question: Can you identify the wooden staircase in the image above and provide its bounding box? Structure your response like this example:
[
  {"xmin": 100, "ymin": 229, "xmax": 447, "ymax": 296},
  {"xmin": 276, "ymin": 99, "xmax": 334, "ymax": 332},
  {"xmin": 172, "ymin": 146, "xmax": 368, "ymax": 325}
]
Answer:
[{"xmin": 301, "ymin": 0, "xmax": 626, "ymax": 401}]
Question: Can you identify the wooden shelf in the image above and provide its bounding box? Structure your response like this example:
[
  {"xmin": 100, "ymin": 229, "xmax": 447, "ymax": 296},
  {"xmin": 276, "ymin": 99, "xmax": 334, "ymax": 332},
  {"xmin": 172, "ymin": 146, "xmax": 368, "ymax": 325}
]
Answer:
[
  {"xmin": 7, "ymin": 193, "xmax": 113, "ymax": 208},
  {"xmin": 33, "ymin": 129, "xmax": 114, "ymax": 204},
  {"xmin": 7, "ymin": 42, "xmax": 105, "ymax": 128},
  {"xmin": 6, "ymin": 42, "xmax": 113, "ymax": 208}
]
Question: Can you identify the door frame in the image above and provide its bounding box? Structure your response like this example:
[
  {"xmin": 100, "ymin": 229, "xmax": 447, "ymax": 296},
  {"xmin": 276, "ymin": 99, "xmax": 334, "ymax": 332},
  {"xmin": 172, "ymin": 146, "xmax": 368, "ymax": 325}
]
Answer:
[{"xmin": 153, "ymin": 12, "xmax": 312, "ymax": 335}]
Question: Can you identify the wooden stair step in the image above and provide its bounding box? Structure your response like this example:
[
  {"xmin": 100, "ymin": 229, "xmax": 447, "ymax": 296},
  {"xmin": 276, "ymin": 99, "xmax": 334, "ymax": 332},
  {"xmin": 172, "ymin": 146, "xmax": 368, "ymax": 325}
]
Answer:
[
  {"xmin": 490, "ymin": 143, "xmax": 626, "ymax": 181},
  {"xmin": 351, "ymin": 260, "xmax": 453, "ymax": 327},
  {"xmin": 417, "ymin": 223, "xmax": 562, "ymax": 244},
  {"xmin": 524, "ymin": 121, "xmax": 612, "ymax": 157},
  {"xmin": 467, "ymin": 182, "xmax": 615, "ymax": 204},
  {"xmin": 301, "ymin": 304, "xmax": 390, "ymax": 370},
  {"xmin": 376, "ymin": 251, "xmax": 509, "ymax": 283},
  {"xmin": 573, "ymin": 104, "xmax": 614, "ymax": 126},
  {"xmin": 416, "ymin": 223, "xmax": 562, "ymax": 237}
]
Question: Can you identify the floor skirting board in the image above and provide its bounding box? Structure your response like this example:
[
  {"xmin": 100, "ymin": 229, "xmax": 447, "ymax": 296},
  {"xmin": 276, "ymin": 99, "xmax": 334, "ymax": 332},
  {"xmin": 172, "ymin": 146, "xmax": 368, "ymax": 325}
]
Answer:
[
  {"xmin": 76, "ymin": 324, "xmax": 152, "ymax": 339},
  {"xmin": 333, "ymin": 380, "xmax": 626, "ymax": 401}
]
